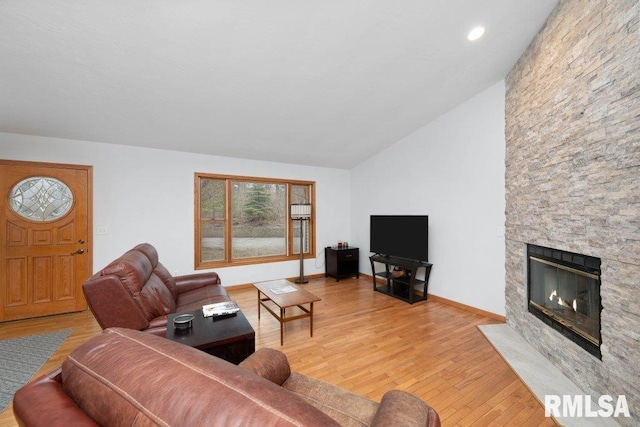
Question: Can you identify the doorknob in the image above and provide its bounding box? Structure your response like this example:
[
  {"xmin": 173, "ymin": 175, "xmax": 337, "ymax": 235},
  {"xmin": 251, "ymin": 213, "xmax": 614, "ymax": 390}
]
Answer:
[{"xmin": 72, "ymin": 249, "xmax": 85, "ymax": 255}]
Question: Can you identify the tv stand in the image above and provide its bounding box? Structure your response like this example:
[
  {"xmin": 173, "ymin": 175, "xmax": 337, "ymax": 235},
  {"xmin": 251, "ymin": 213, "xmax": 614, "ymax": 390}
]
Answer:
[{"xmin": 369, "ymin": 254, "xmax": 432, "ymax": 304}]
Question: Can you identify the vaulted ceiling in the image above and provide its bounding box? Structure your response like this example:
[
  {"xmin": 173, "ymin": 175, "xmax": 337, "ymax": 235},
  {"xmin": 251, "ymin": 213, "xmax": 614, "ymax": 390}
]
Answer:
[{"xmin": 0, "ymin": 1, "xmax": 558, "ymax": 168}]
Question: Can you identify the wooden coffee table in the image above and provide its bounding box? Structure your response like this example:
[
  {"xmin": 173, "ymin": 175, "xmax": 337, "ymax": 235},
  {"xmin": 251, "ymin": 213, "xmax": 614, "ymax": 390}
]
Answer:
[
  {"xmin": 166, "ymin": 309, "xmax": 255, "ymax": 364},
  {"xmin": 254, "ymin": 279, "xmax": 321, "ymax": 345}
]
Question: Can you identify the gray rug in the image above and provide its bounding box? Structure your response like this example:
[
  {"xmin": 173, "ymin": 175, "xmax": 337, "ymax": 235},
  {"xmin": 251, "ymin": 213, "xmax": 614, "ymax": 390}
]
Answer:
[{"xmin": 0, "ymin": 329, "xmax": 72, "ymax": 412}]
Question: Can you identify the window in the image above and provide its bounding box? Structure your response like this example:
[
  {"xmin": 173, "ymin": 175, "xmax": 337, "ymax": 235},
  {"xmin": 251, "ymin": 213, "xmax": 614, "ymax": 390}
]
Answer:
[
  {"xmin": 10, "ymin": 176, "xmax": 74, "ymax": 221},
  {"xmin": 195, "ymin": 173, "xmax": 315, "ymax": 268}
]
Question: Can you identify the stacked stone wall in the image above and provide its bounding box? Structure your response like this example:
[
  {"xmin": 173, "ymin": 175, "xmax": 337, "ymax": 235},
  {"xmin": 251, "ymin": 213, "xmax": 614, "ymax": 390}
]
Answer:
[{"xmin": 505, "ymin": 0, "xmax": 639, "ymax": 424}]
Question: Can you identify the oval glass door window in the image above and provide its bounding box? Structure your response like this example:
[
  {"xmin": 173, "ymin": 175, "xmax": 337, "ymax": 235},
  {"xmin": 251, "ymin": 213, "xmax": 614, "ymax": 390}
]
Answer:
[{"xmin": 10, "ymin": 176, "xmax": 74, "ymax": 221}]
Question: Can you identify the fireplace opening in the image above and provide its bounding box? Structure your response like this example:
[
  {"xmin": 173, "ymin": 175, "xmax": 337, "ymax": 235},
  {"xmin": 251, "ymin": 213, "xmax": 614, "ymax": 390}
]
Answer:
[{"xmin": 527, "ymin": 244, "xmax": 602, "ymax": 359}]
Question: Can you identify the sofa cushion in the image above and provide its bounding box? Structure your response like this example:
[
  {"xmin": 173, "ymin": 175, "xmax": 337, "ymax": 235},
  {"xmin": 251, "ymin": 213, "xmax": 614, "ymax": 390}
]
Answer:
[
  {"xmin": 62, "ymin": 328, "xmax": 341, "ymax": 427},
  {"xmin": 133, "ymin": 243, "xmax": 179, "ymax": 300},
  {"xmin": 176, "ymin": 284, "xmax": 229, "ymax": 312},
  {"xmin": 152, "ymin": 263, "xmax": 178, "ymax": 300},
  {"xmin": 239, "ymin": 348, "xmax": 291, "ymax": 386},
  {"xmin": 101, "ymin": 250, "xmax": 175, "ymax": 321},
  {"xmin": 140, "ymin": 274, "xmax": 176, "ymax": 318},
  {"xmin": 283, "ymin": 372, "xmax": 379, "ymax": 427},
  {"xmin": 372, "ymin": 390, "xmax": 441, "ymax": 427},
  {"xmin": 101, "ymin": 250, "xmax": 151, "ymax": 295}
]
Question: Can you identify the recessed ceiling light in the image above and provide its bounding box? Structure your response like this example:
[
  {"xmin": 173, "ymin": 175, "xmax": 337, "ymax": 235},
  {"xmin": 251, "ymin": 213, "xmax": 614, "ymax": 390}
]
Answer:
[{"xmin": 468, "ymin": 26, "xmax": 485, "ymax": 41}]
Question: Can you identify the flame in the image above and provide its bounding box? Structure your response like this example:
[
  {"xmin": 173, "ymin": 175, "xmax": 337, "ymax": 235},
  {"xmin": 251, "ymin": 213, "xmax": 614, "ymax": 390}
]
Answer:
[{"xmin": 548, "ymin": 291, "xmax": 578, "ymax": 312}]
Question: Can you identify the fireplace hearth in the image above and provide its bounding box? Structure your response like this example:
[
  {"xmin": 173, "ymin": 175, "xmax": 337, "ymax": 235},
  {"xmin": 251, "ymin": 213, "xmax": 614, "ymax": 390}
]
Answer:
[{"xmin": 527, "ymin": 244, "xmax": 602, "ymax": 359}]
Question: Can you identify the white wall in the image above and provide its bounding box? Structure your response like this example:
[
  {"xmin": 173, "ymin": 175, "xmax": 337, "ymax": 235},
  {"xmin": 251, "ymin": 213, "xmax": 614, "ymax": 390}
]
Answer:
[
  {"xmin": 1, "ymin": 81, "xmax": 506, "ymax": 312},
  {"xmin": 350, "ymin": 81, "xmax": 506, "ymax": 316},
  {"xmin": 0, "ymin": 133, "xmax": 351, "ymax": 286}
]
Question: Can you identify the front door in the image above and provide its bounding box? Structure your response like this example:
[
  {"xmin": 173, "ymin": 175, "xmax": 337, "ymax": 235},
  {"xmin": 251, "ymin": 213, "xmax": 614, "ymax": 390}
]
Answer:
[{"xmin": 0, "ymin": 160, "xmax": 92, "ymax": 322}]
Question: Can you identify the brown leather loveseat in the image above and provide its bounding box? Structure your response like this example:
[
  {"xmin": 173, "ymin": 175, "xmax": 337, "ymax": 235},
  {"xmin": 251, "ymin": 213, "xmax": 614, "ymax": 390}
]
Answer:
[
  {"xmin": 14, "ymin": 328, "xmax": 441, "ymax": 426},
  {"xmin": 82, "ymin": 243, "xmax": 228, "ymax": 336}
]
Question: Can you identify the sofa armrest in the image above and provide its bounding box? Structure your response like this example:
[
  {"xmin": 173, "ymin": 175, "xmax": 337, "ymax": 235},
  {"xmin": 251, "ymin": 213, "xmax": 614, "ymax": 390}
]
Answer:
[
  {"xmin": 174, "ymin": 272, "xmax": 221, "ymax": 294},
  {"xmin": 239, "ymin": 348, "xmax": 291, "ymax": 386},
  {"xmin": 83, "ymin": 276, "xmax": 149, "ymax": 330},
  {"xmin": 372, "ymin": 390, "xmax": 441, "ymax": 427},
  {"xmin": 13, "ymin": 368, "xmax": 99, "ymax": 427}
]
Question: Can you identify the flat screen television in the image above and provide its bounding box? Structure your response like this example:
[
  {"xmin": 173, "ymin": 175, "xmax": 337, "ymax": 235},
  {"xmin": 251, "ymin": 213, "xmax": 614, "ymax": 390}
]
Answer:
[{"xmin": 370, "ymin": 215, "xmax": 429, "ymax": 262}]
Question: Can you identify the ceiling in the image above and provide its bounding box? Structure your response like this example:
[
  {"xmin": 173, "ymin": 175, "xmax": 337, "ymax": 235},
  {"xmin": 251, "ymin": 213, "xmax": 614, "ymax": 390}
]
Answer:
[{"xmin": 0, "ymin": 0, "xmax": 558, "ymax": 169}]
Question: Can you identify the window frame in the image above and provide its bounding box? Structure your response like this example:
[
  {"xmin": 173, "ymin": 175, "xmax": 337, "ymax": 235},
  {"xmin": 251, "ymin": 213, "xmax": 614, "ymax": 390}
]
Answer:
[{"xmin": 194, "ymin": 173, "xmax": 316, "ymax": 269}]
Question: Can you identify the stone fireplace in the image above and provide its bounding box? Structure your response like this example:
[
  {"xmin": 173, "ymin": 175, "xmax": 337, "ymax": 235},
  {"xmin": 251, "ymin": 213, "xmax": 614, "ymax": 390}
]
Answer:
[{"xmin": 504, "ymin": 1, "xmax": 639, "ymax": 425}]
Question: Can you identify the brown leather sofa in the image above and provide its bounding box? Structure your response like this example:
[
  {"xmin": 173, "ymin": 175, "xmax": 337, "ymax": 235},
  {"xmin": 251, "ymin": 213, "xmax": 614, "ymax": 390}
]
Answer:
[
  {"xmin": 14, "ymin": 328, "xmax": 440, "ymax": 426},
  {"xmin": 82, "ymin": 243, "xmax": 228, "ymax": 336}
]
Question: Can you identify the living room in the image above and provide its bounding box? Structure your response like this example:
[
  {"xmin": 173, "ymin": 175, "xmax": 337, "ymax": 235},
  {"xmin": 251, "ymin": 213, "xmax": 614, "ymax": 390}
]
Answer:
[{"xmin": 1, "ymin": 0, "xmax": 638, "ymax": 425}]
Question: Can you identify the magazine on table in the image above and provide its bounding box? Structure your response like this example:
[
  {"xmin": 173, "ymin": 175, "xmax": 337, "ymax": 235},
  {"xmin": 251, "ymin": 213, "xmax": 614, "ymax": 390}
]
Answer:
[
  {"xmin": 202, "ymin": 301, "xmax": 240, "ymax": 317},
  {"xmin": 270, "ymin": 285, "xmax": 297, "ymax": 294}
]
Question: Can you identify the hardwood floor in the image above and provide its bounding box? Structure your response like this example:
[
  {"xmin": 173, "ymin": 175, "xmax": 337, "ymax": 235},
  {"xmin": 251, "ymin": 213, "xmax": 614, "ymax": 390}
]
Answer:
[{"xmin": 0, "ymin": 277, "xmax": 557, "ymax": 426}]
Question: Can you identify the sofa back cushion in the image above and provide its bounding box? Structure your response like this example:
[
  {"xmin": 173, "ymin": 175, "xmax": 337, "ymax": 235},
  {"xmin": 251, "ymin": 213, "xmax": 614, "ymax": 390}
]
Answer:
[
  {"xmin": 62, "ymin": 328, "xmax": 340, "ymax": 426},
  {"xmin": 132, "ymin": 243, "xmax": 179, "ymax": 300},
  {"xmin": 101, "ymin": 250, "xmax": 175, "ymax": 321},
  {"xmin": 152, "ymin": 262, "xmax": 178, "ymax": 300}
]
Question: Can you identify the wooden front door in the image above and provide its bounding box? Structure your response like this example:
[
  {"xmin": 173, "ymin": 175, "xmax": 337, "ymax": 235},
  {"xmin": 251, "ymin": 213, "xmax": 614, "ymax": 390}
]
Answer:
[{"xmin": 0, "ymin": 160, "xmax": 92, "ymax": 322}]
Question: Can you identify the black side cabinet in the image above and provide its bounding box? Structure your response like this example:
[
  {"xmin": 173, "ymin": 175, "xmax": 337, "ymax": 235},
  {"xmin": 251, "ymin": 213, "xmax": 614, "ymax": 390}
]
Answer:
[{"xmin": 325, "ymin": 247, "xmax": 359, "ymax": 281}]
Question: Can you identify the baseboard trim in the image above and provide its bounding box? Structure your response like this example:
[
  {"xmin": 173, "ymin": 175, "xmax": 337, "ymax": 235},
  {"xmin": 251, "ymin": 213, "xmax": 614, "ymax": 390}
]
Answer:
[
  {"xmin": 228, "ymin": 274, "xmax": 506, "ymax": 322},
  {"xmin": 362, "ymin": 273, "xmax": 506, "ymax": 322},
  {"xmin": 226, "ymin": 274, "xmax": 326, "ymax": 291},
  {"xmin": 427, "ymin": 294, "xmax": 506, "ymax": 322}
]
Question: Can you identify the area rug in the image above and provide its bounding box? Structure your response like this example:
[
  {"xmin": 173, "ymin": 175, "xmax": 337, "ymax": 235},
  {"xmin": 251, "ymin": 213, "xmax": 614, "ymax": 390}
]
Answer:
[{"xmin": 0, "ymin": 329, "xmax": 72, "ymax": 412}]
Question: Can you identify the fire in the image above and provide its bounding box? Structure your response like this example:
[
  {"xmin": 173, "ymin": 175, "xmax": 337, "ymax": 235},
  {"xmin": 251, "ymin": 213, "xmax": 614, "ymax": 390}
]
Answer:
[{"xmin": 547, "ymin": 291, "xmax": 577, "ymax": 312}]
